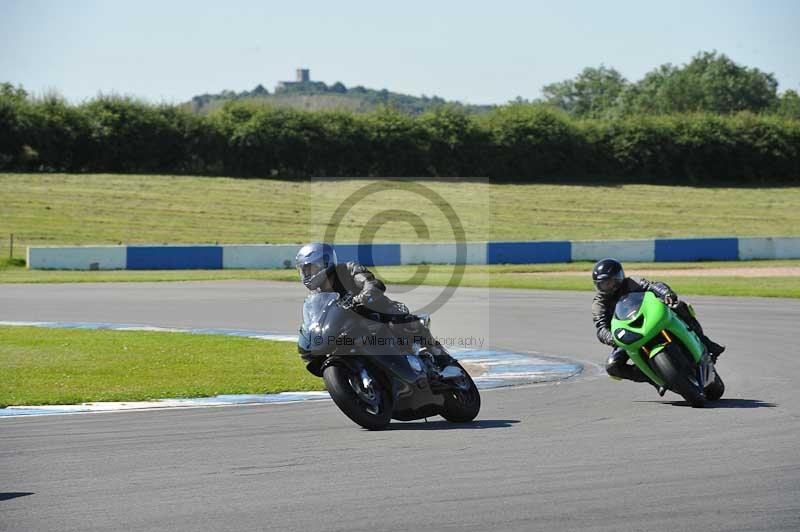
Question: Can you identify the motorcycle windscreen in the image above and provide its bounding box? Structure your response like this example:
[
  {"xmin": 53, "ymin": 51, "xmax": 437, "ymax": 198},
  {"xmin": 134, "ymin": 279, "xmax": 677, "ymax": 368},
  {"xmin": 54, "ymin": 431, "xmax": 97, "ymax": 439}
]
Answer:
[
  {"xmin": 303, "ymin": 291, "xmax": 340, "ymax": 326},
  {"xmin": 614, "ymin": 292, "xmax": 645, "ymax": 320},
  {"xmin": 299, "ymin": 292, "xmax": 340, "ymax": 351}
]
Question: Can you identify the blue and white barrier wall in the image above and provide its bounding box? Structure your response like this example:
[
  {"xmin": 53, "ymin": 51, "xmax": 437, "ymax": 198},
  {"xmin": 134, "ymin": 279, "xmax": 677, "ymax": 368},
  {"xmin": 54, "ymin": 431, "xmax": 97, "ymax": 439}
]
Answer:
[{"xmin": 26, "ymin": 237, "xmax": 800, "ymax": 270}]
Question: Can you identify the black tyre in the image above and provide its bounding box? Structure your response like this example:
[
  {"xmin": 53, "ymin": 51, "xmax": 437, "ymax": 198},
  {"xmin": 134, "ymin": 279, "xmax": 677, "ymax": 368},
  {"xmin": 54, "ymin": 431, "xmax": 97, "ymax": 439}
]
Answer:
[
  {"xmin": 652, "ymin": 344, "xmax": 706, "ymax": 408},
  {"xmin": 323, "ymin": 364, "xmax": 392, "ymax": 430},
  {"xmin": 705, "ymin": 371, "xmax": 725, "ymax": 401},
  {"xmin": 440, "ymin": 363, "xmax": 481, "ymax": 423}
]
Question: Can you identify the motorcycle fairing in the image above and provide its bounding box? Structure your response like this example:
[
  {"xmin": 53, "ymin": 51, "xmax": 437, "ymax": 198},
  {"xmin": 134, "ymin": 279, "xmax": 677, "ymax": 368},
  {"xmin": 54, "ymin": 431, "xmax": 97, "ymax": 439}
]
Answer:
[
  {"xmin": 298, "ymin": 291, "xmax": 447, "ymax": 420},
  {"xmin": 611, "ymin": 292, "xmax": 707, "ymax": 386}
]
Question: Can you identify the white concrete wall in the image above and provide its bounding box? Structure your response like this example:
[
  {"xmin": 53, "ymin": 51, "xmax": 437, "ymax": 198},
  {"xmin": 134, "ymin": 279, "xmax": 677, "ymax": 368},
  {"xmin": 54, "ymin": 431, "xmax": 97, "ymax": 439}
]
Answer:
[
  {"xmin": 399, "ymin": 242, "xmax": 488, "ymax": 265},
  {"xmin": 571, "ymin": 240, "xmax": 655, "ymax": 262},
  {"xmin": 27, "ymin": 246, "xmax": 127, "ymax": 270},
  {"xmin": 738, "ymin": 237, "xmax": 800, "ymax": 260},
  {"xmin": 222, "ymin": 245, "xmax": 299, "ymax": 269}
]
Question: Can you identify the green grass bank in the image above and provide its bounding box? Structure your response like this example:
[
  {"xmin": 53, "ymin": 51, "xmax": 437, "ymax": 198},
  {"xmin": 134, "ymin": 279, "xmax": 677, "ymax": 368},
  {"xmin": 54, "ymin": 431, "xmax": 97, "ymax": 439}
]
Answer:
[
  {"xmin": 1, "ymin": 260, "xmax": 798, "ymax": 298},
  {"xmin": 0, "ymin": 326, "xmax": 321, "ymax": 407},
  {"xmin": 2, "ymin": 173, "xmax": 800, "ymax": 259}
]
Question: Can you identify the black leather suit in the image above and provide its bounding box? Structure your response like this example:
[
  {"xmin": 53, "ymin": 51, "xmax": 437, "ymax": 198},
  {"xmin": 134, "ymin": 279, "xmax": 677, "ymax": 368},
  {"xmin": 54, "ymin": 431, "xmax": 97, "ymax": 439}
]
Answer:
[
  {"xmin": 323, "ymin": 262, "xmax": 443, "ymax": 353},
  {"xmin": 323, "ymin": 262, "xmax": 406, "ymax": 316}
]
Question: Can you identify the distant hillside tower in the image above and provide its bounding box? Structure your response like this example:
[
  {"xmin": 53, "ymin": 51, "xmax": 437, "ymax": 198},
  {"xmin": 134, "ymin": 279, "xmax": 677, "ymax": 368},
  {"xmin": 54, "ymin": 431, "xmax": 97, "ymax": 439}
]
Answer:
[{"xmin": 276, "ymin": 68, "xmax": 312, "ymax": 91}]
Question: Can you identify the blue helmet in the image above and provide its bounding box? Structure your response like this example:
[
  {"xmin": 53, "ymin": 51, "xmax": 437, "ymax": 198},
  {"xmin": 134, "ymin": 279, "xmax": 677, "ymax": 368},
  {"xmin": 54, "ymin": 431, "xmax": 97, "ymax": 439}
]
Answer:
[{"xmin": 295, "ymin": 243, "xmax": 338, "ymax": 290}]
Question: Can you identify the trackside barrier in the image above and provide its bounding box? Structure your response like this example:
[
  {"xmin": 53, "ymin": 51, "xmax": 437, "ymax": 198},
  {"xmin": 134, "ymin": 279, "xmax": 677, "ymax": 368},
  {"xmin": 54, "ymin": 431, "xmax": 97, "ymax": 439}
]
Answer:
[
  {"xmin": 654, "ymin": 238, "xmax": 739, "ymax": 262},
  {"xmin": 334, "ymin": 243, "xmax": 402, "ymax": 266},
  {"xmin": 487, "ymin": 241, "xmax": 572, "ymax": 264},
  {"xmin": 738, "ymin": 237, "xmax": 800, "ymax": 260},
  {"xmin": 127, "ymin": 245, "xmax": 222, "ymax": 270},
  {"xmin": 26, "ymin": 236, "xmax": 800, "ymax": 269},
  {"xmin": 27, "ymin": 246, "xmax": 127, "ymax": 270},
  {"xmin": 222, "ymin": 245, "xmax": 297, "ymax": 269},
  {"xmin": 399, "ymin": 243, "xmax": 487, "ymax": 265},
  {"xmin": 571, "ymin": 239, "xmax": 654, "ymax": 262}
]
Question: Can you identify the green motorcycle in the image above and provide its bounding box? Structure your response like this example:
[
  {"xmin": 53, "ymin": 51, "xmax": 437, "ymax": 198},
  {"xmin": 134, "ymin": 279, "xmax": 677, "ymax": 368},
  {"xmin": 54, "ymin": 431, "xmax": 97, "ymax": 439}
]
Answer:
[{"xmin": 611, "ymin": 291, "xmax": 725, "ymax": 407}]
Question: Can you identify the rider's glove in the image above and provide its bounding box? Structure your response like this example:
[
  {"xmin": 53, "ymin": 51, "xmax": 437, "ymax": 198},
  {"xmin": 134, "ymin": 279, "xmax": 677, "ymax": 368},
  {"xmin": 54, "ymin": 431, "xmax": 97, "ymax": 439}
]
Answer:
[
  {"xmin": 352, "ymin": 292, "xmax": 366, "ymax": 307},
  {"xmin": 339, "ymin": 293, "xmax": 355, "ymax": 308},
  {"xmin": 664, "ymin": 292, "xmax": 678, "ymax": 306}
]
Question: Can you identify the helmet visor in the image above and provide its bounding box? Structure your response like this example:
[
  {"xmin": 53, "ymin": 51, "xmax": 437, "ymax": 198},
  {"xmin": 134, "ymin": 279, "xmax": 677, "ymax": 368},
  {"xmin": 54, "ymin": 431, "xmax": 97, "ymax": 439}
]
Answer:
[
  {"xmin": 299, "ymin": 261, "xmax": 324, "ymax": 279},
  {"xmin": 298, "ymin": 259, "xmax": 331, "ymax": 290},
  {"xmin": 595, "ymin": 276, "xmax": 621, "ymax": 294}
]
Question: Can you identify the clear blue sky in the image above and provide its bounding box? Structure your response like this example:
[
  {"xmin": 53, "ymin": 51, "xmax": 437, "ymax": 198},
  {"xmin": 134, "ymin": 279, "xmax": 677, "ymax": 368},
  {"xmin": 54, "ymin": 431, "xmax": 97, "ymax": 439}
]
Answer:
[{"xmin": 1, "ymin": 0, "xmax": 798, "ymax": 105}]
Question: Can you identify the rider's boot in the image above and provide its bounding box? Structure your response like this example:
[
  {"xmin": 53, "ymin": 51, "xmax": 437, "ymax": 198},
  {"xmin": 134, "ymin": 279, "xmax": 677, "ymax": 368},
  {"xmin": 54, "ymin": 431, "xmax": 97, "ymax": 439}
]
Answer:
[
  {"xmin": 678, "ymin": 306, "xmax": 725, "ymax": 362},
  {"xmin": 419, "ymin": 344, "xmax": 459, "ymax": 380},
  {"xmin": 431, "ymin": 345, "xmax": 454, "ymax": 366},
  {"xmin": 607, "ymin": 354, "xmax": 665, "ymax": 396},
  {"xmin": 701, "ymin": 335, "xmax": 726, "ymax": 362}
]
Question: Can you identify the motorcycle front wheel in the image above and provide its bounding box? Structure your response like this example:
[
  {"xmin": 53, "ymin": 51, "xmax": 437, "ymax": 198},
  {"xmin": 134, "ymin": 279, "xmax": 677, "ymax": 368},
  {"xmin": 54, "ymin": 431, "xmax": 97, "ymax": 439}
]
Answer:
[
  {"xmin": 440, "ymin": 363, "xmax": 481, "ymax": 422},
  {"xmin": 323, "ymin": 364, "xmax": 392, "ymax": 430},
  {"xmin": 652, "ymin": 344, "xmax": 706, "ymax": 408},
  {"xmin": 705, "ymin": 371, "xmax": 725, "ymax": 401}
]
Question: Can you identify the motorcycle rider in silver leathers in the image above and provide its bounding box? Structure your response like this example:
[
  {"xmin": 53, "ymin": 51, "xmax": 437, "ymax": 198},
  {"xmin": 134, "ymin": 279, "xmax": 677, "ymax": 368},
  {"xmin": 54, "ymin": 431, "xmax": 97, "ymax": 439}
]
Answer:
[{"xmin": 295, "ymin": 242, "xmax": 454, "ymax": 369}]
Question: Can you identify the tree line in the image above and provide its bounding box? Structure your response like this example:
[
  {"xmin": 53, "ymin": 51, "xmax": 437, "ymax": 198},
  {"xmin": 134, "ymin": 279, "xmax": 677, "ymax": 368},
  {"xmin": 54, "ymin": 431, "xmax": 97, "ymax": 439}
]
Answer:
[
  {"xmin": 540, "ymin": 52, "xmax": 799, "ymax": 119},
  {"xmin": 190, "ymin": 52, "xmax": 799, "ymax": 119},
  {"xmin": 189, "ymin": 79, "xmax": 492, "ymax": 115},
  {"xmin": 1, "ymin": 51, "xmax": 798, "ymax": 183}
]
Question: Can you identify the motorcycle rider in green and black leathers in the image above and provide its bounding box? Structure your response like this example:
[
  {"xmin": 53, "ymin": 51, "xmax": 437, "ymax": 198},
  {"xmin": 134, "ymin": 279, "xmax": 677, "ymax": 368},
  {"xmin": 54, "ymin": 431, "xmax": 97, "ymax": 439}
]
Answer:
[
  {"xmin": 295, "ymin": 242, "xmax": 455, "ymax": 368},
  {"xmin": 592, "ymin": 258, "xmax": 725, "ymax": 391}
]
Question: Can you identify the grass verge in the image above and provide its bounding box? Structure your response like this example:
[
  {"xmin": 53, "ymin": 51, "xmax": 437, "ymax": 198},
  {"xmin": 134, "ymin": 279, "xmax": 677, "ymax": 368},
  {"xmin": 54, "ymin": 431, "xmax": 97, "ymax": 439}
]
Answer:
[
  {"xmin": 374, "ymin": 263, "xmax": 800, "ymax": 298},
  {"xmin": 0, "ymin": 326, "xmax": 322, "ymax": 407},
  {"xmin": 1, "ymin": 260, "xmax": 798, "ymax": 297}
]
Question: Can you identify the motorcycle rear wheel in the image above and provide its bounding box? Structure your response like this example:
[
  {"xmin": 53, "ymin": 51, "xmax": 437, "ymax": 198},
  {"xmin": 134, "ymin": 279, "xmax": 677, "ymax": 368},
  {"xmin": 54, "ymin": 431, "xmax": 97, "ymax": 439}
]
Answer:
[
  {"xmin": 652, "ymin": 344, "xmax": 706, "ymax": 408},
  {"xmin": 323, "ymin": 364, "xmax": 392, "ymax": 430},
  {"xmin": 440, "ymin": 363, "xmax": 481, "ymax": 422}
]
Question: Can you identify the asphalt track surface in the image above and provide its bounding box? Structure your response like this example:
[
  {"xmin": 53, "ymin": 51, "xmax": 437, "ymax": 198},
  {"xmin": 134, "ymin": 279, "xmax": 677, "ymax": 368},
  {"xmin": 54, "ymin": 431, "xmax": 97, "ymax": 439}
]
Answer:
[{"xmin": 1, "ymin": 281, "xmax": 799, "ymax": 532}]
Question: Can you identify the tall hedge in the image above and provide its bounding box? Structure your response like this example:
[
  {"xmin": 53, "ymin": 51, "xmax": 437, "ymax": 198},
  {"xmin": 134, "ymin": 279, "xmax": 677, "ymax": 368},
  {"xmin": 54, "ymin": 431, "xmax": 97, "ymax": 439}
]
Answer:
[{"xmin": 0, "ymin": 92, "xmax": 797, "ymax": 182}]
